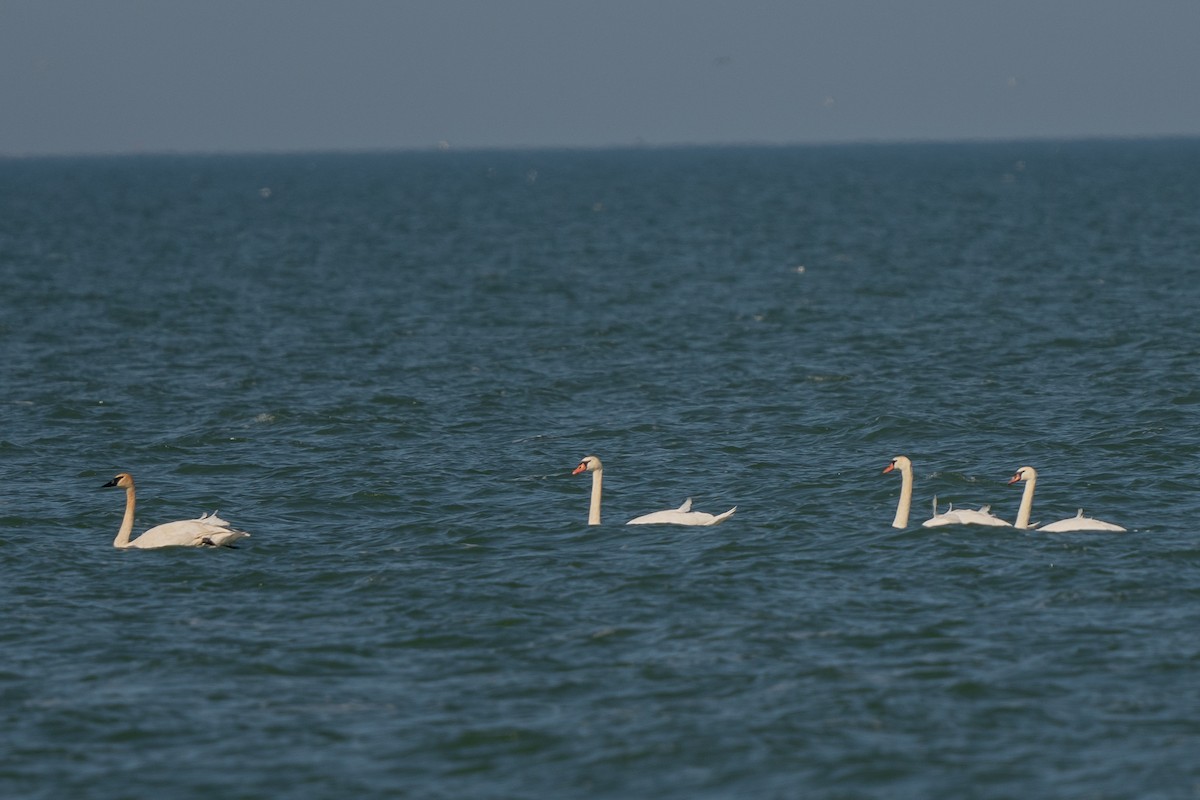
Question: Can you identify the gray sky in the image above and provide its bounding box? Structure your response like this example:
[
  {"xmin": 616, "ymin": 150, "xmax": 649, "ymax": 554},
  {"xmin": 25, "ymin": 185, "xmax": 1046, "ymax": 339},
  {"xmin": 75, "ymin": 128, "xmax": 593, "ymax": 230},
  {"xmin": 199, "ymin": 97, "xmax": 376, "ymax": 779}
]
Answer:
[{"xmin": 3, "ymin": 1, "xmax": 1199, "ymax": 155}]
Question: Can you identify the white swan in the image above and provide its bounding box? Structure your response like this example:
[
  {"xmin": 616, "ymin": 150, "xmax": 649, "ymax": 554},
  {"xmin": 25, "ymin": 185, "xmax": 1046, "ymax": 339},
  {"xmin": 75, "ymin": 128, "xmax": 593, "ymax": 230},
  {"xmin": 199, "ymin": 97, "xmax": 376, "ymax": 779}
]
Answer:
[
  {"xmin": 1007, "ymin": 466, "xmax": 1126, "ymax": 532},
  {"xmin": 572, "ymin": 455, "xmax": 736, "ymax": 526},
  {"xmin": 883, "ymin": 456, "xmax": 1010, "ymax": 529},
  {"xmin": 102, "ymin": 472, "xmax": 251, "ymax": 548}
]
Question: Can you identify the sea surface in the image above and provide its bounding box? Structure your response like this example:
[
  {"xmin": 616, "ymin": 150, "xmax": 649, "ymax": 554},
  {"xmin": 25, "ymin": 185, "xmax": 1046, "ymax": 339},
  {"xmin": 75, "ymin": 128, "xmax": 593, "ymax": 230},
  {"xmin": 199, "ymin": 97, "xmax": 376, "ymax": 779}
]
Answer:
[{"xmin": 2, "ymin": 140, "xmax": 1199, "ymax": 799}]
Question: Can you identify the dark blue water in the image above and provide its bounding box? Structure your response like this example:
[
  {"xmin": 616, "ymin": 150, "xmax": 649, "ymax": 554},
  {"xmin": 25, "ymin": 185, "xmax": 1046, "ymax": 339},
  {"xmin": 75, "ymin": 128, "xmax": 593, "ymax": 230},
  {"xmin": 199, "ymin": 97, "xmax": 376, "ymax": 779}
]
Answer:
[{"xmin": 3, "ymin": 141, "xmax": 1200, "ymax": 799}]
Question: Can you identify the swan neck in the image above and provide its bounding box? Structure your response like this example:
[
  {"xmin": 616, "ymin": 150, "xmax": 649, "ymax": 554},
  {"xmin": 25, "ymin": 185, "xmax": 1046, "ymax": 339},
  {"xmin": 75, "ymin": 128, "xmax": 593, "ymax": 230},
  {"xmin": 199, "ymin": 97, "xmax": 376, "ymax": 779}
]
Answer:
[
  {"xmin": 892, "ymin": 464, "xmax": 913, "ymax": 529},
  {"xmin": 588, "ymin": 468, "xmax": 602, "ymax": 526},
  {"xmin": 115, "ymin": 486, "xmax": 136, "ymax": 547},
  {"xmin": 1015, "ymin": 475, "xmax": 1036, "ymax": 529}
]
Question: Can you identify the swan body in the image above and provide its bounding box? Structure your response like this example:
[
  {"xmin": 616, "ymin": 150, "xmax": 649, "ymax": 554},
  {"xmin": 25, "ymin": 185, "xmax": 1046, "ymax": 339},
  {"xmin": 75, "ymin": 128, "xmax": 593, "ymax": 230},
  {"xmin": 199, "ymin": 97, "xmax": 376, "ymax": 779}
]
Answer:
[
  {"xmin": 103, "ymin": 472, "xmax": 251, "ymax": 548},
  {"xmin": 1039, "ymin": 509, "xmax": 1127, "ymax": 533},
  {"xmin": 627, "ymin": 497, "xmax": 738, "ymax": 526},
  {"xmin": 1007, "ymin": 466, "xmax": 1126, "ymax": 532},
  {"xmin": 922, "ymin": 503, "xmax": 1012, "ymax": 528},
  {"xmin": 572, "ymin": 455, "xmax": 736, "ymax": 527},
  {"xmin": 883, "ymin": 456, "xmax": 1010, "ymax": 529}
]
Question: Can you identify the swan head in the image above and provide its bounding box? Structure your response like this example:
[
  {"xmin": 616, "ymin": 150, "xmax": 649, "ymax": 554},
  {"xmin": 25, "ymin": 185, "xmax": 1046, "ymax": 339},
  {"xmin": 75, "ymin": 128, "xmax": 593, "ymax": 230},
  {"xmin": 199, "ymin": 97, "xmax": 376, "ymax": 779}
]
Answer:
[
  {"xmin": 1007, "ymin": 466, "xmax": 1037, "ymax": 485},
  {"xmin": 882, "ymin": 455, "xmax": 911, "ymax": 475},
  {"xmin": 102, "ymin": 472, "xmax": 135, "ymax": 489},
  {"xmin": 572, "ymin": 455, "xmax": 602, "ymax": 475}
]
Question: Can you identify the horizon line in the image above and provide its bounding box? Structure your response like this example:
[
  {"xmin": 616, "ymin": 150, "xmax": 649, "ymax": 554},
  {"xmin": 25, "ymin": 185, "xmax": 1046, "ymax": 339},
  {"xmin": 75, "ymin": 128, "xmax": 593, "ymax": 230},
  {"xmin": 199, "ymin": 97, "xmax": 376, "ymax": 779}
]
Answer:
[{"xmin": 3, "ymin": 132, "xmax": 1199, "ymax": 161}]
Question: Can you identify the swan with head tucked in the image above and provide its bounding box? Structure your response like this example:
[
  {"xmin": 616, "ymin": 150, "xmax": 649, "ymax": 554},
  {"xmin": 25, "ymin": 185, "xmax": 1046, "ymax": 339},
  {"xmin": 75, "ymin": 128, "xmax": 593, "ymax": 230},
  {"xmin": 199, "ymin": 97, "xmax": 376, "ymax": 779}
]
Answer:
[
  {"xmin": 572, "ymin": 455, "xmax": 736, "ymax": 526},
  {"xmin": 1007, "ymin": 466, "xmax": 1126, "ymax": 532},
  {"xmin": 883, "ymin": 456, "xmax": 1010, "ymax": 529},
  {"xmin": 103, "ymin": 472, "xmax": 251, "ymax": 548}
]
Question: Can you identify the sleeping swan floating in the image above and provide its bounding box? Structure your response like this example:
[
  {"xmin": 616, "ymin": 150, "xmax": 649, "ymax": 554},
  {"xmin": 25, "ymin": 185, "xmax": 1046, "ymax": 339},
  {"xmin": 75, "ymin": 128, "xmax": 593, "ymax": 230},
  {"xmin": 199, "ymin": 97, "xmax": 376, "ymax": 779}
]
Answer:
[
  {"xmin": 572, "ymin": 455, "xmax": 736, "ymax": 526},
  {"xmin": 1007, "ymin": 466, "xmax": 1126, "ymax": 532},
  {"xmin": 103, "ymin": 472, "xmax": 251, "ymax": 548},
  {"xmin": 883, "ymin": 456, "xmax": 1010, "ymax": 528}
]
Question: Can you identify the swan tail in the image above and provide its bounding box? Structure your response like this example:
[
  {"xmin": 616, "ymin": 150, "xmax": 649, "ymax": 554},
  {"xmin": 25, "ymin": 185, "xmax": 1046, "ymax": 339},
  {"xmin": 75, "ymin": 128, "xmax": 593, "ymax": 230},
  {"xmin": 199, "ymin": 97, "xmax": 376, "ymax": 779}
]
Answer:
[
  {"xmin": 710, "ymin": 506, "xmax": 737, "ymax": 525},
  {"xmin": 204, "ymin": 530, "xmax": 251, "ymax": 547}
]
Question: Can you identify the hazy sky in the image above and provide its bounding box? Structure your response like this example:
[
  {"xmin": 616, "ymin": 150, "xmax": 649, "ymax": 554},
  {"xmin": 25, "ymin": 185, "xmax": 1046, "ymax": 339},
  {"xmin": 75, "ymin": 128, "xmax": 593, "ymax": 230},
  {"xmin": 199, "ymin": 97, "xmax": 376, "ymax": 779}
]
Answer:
[{"xmin": 3, "ymin": 1, "xmax": 1198, "ymax": 155}]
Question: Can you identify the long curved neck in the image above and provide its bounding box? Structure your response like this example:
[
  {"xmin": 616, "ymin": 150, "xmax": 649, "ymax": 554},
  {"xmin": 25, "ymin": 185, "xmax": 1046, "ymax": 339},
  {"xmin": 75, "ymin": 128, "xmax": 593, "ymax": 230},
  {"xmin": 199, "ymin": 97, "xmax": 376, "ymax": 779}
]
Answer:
[
  {"xmin": 1015, "ymin": 475, "xmax": 1037, "ymax": 529},
  {"xmin": 115, "ymin": 486, "xmax": 137, "ymax": 547},
  {"xmin": 588, "ymin": 468, "xmax": 602, "ymax": 526},
  {"xmin": 892, "ymin": 464, "xmax": 913, "ymax": 529}
]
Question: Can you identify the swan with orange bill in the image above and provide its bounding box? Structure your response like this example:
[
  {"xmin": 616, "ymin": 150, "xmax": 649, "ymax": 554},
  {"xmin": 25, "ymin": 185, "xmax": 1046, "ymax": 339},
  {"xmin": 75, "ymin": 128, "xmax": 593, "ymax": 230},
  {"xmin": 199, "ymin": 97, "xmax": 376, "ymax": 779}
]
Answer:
[
  {"xmin": 572, "ymin": 455, "xmax": 736, "ymax": 526},
  {"xmin": 883, "ymin": 456, "xmax": 1010, "ymax": 528},
  {"xmin": 1006, "ymin": 466, "xmax": 1126, "ymax": 532}
]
